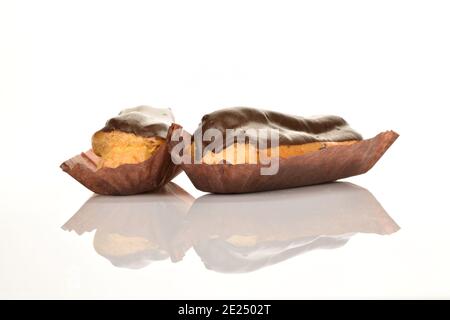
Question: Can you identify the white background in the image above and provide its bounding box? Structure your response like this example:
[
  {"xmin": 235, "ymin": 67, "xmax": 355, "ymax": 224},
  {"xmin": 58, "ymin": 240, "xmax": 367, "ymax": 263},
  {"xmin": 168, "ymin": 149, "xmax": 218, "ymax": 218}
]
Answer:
[{"xmin": 1, "ymin": 0, "xmax": 450, "ymax": 299}]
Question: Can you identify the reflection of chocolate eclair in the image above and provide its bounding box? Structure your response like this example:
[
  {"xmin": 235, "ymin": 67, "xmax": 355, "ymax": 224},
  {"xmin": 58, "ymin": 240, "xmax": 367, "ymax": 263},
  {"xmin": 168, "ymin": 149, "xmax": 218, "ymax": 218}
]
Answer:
[
  {"xmin": 62, "ymin": 183, "xmax": 194, "ymax": 269},
  {"xmin": 61, "ymin": 106, "xmax": 182, "ymax": 195},
  {"xmin": 176, "ymin": 107, "xmax": 398, "ymax": 193},
  {"xmin": 186, "ymin": 182, "xmax": 399, "ymax": 273}
]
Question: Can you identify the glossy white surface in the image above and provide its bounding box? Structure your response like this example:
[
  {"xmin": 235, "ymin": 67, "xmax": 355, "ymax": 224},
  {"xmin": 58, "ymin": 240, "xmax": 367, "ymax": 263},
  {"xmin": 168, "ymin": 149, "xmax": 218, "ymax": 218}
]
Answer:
[
  {"xmin": 1, "ymin": 169, "xmax": 449, "ymax": 299},
  {"xmin": 1, "ymin": 0, "xmax": 450, "ymax": 299}
]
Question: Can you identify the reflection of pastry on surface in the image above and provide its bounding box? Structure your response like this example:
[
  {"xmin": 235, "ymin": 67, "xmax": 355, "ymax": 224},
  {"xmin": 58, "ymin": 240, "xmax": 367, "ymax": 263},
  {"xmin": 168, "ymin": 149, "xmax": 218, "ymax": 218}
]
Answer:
[
  {"xmin": 187, "ymin": 182, "xmax": 399, "ymax": 273},
  {"xmin": 226, "ymin": 235, "xmax": 259, "ymax": 247},
  {"xmin": 95, "ymin": 232, "xmax": 159, "ymax": 255},
  {"xmin": 195, "ymin": 236, "xmax": 351, "ymax": 273},
  {"xmin": 92, "ymin": 106, "xmax": 173, "ymax": 169},
  {"xmin": 93, "ymin": 230, "xmax": 170, "ymax": 269},
  {"xmin": 62, "ymin": 182, "xmax": 193, "ymax": 269}
]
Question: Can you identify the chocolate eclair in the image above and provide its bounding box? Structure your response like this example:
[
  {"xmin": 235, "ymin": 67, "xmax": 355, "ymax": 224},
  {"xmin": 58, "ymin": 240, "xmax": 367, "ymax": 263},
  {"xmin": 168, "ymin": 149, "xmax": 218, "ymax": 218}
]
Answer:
[
  {"xmin": 173, "ymin": 107, "xmax": 398, "ymax": 193},
  {"xmin": 61, "ymin": 106, "xmax": 181, "ymax": 195},
  {"xmin": 195, "ymin": 107, "xmax": 363, "ymax": 164}
]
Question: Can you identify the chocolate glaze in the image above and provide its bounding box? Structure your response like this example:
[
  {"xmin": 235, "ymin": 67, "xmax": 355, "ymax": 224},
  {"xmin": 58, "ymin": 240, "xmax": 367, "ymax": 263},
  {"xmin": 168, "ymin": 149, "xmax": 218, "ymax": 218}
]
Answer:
[
  {"xmin": 100, "ymin": 106, "xmax": 175, "ymax": 138},
  {"xmin": 195, "ymin": 107, "xmax": 363, "ymax": 152}
]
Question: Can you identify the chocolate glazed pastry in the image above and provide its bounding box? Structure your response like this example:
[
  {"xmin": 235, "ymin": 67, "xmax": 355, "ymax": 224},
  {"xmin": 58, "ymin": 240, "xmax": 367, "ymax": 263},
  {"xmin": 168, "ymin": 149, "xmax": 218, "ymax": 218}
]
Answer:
[
  {"xmin": 172, "ymin": 107, "xmax": 398, "ymax": 193},
  {"xmin": 61, "ymin": 106, "xmax": 182, "ymax": 195}
]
